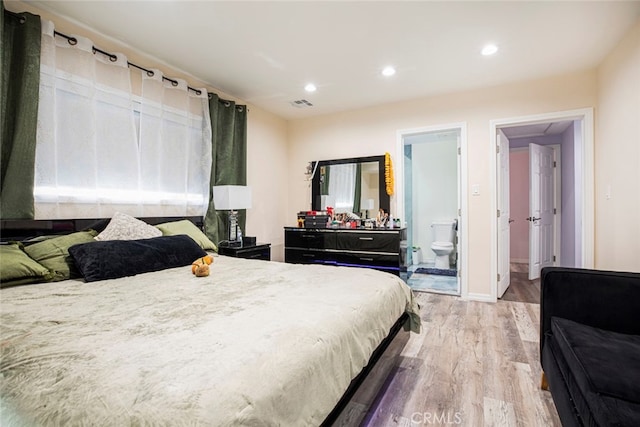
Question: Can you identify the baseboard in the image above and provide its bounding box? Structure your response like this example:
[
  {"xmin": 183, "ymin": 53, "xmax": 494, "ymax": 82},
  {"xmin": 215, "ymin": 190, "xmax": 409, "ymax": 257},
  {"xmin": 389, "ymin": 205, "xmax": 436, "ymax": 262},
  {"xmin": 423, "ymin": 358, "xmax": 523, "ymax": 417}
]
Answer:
[{"xmin": 465, "ymin": 292, "xmax": 495, "ymax": 303}]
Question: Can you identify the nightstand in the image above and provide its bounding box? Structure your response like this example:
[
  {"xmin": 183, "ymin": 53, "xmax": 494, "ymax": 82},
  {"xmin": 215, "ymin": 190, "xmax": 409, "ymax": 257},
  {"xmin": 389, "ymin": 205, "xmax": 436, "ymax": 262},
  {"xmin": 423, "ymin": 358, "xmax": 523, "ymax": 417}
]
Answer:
[{"xmin": 218, "ymin": 243, "xmax": 271, "ymax": 261}]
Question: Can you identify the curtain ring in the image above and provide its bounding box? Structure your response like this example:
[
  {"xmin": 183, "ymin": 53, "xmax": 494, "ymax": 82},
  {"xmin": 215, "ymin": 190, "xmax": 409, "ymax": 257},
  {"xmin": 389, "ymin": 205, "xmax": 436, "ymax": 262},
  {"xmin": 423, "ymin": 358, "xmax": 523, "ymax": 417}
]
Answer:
[
  {"xmin": 237, "ymin": 106, "xmax": 244, "ymax": 112},
  {"xmin": 19, "ymin": 16, "xmax": 26, "ymax": 24},
  {"xmin": 171, "ymin": 80, "xmax": 178, "ymax": 87},
  {"xmin": 208, "ymin": 93, "xmax": 213, "ymax": 99},
  {"xmin": 223, "ymin": 101, "xmax": 231, "ymax": 107},
  {"xmin": 109, "ymin": 54, "xmax": 117, "ymax": 62},
  {"xmin": 195, "ymin": 89, "xmax": 202, "ymax": 96},
  {"xmin": 146, "ymin": 70, "xmax": 154, "ymax": 77},
  {"xmin": 68, "ymin": 37, "xmax": 78, "ymax": 46}
]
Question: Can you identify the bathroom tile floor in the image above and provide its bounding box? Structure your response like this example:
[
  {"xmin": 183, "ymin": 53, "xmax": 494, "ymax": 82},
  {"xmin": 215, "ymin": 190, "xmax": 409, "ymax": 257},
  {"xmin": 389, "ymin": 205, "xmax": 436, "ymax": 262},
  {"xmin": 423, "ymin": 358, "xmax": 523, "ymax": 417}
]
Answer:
[{"xmin": 406, "ymin": 263, "xmax": 459, "ymax": 295}]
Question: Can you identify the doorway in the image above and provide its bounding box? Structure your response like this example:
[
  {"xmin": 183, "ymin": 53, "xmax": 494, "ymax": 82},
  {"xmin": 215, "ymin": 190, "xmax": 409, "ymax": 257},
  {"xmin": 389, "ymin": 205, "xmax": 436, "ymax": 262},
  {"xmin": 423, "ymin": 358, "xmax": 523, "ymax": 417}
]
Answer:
[
  {"xmin": 397, "ymin": 123, "xmax": 468, "ymax": 297},
  {"xmin": 503, "ymin": 129, "xmax": 564, "ymax": 303},
  {"xmin": 491, "ymin": 108, "xmax": 595, "ymax": 301}
]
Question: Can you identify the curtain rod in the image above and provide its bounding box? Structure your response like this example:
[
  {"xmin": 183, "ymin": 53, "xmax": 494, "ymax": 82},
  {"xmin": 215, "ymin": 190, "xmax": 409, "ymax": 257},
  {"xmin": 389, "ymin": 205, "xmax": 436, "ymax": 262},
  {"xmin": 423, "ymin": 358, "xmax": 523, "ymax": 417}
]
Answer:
[
  {"xmin": 5, "ymin": 9, "xmax": 204, "ymax": 97},
  {"xmin": 6, "ymin": 9, "xmax": 248, "ymax": 110},
  {"xmin": 53, "ymin": 31, "xmax": 206, "ymax": 96}
]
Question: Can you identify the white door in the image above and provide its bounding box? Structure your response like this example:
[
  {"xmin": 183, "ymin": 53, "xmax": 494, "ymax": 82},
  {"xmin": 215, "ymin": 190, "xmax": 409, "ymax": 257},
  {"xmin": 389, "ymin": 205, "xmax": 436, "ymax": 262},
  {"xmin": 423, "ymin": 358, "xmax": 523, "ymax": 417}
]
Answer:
[
  {"xmin": 497, "ymin": 130, "xmax": 511, "ymax": 297},
  {"xmin": 528, "ymin": 143, "xmax": 555, "ymax": 280}
]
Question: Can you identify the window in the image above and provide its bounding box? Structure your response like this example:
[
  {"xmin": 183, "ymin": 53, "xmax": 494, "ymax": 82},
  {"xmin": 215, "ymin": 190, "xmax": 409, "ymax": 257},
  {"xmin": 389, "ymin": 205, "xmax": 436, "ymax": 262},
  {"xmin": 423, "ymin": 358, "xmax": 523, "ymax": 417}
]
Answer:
[{"xmin": 34, "ymin": 21, "xmax": 211, "ymax": 219}]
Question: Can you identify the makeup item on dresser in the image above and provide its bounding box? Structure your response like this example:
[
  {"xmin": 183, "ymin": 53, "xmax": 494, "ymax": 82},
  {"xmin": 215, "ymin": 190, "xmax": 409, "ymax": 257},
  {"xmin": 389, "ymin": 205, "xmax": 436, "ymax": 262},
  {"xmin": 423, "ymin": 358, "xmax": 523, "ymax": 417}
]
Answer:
[{"xmin": 303, "ymin": 211, "xmax": 329, "ymax": 228}]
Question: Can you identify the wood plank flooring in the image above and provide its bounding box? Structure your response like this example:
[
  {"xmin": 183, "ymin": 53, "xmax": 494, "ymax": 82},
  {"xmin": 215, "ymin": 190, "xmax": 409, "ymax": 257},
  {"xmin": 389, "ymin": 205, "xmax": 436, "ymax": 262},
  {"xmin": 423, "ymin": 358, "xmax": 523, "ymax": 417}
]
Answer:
[
  {"xmin": 501, "ymin": 263, "xmax": 541, "ymax": 304},
  {"xmin": 332, "ymin": 289, "xmax": 560, "ymax": 427}
]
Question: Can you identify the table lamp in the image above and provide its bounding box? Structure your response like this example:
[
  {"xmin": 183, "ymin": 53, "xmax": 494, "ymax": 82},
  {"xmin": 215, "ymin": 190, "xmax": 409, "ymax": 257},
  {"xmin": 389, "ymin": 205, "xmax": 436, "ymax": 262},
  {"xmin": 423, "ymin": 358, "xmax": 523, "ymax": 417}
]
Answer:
[
  {"xmin": 213, "ymin": 185, "xmax": 252, "ymax": 245},
  {"xmin": 362, "ymin": 199, "xmax": 375, "ymax": 219}
]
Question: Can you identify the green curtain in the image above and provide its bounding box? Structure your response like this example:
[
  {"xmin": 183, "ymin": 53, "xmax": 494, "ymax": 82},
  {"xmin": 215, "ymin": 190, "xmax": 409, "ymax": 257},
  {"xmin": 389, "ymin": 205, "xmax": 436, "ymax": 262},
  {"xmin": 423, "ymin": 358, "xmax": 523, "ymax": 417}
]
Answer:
[
  {"xmin": 352, "ymin": 163, "xmax": 361, "ymax": 214},
  {"xmin": 204, "ymin": 93, "xmax": 248, "ymax": 245},
  {"xmin": 320, "ymin": 165, "xmax": 330, "ymax": 195},
  {"xmin": 1, "ymin": 7, "xmax": 41, "ymax": 219}
]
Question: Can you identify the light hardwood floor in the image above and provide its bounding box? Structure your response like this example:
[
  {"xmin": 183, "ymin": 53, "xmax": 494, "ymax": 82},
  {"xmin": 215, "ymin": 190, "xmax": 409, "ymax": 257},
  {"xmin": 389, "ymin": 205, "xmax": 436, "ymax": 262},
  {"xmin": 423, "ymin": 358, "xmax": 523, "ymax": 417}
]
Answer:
[
  {"xmin": 502, "ymin": 263, "xmax": 541, "ymax": 304},
  {"xmin": 334, "ymin": 291, "xmax": 561, "ymax": 427}
]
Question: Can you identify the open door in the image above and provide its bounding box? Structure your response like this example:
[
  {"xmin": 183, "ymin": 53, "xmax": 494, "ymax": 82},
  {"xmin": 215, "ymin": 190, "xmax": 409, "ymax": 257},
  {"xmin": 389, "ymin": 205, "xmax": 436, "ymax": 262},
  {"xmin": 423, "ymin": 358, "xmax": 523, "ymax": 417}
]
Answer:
[
  {"xmin": 528, "ymin": 143, "xmax": 555, "ymax": 280},
  {"xmin": 497, "ymin": 130, "xmax": 510, "ymax": 297}
]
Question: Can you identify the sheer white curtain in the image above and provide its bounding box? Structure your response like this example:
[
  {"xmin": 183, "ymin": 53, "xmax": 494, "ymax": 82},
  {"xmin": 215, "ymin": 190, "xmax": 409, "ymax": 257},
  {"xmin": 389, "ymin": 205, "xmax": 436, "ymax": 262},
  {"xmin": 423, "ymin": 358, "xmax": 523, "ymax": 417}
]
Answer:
[
  {"xmin": 328, "ymin": 163, "xmax": 357, "ymax": 213},
  {"xmin": 34, "ymin": 20, "xmax": 211, "ymax": 219},
  {"xmin": 138, "ymin": 70, "xmax": 211, "ymax": 217}
]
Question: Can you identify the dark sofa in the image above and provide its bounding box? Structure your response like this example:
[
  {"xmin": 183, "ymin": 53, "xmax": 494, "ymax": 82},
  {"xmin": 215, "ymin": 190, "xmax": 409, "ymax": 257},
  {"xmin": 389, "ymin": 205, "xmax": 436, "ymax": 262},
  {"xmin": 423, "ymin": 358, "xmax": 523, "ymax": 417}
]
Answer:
[{"xmin": 540, "ymin": 267, "xmax": 640, "ymax": 427}]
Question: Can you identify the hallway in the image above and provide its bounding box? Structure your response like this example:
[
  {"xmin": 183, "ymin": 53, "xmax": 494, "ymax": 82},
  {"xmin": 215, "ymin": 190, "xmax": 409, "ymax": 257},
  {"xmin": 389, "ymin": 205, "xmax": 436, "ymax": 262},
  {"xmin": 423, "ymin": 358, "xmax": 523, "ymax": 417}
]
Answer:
[{"xmin": 501, "ymin": 262, "xmax": 541, "ymax": 304}]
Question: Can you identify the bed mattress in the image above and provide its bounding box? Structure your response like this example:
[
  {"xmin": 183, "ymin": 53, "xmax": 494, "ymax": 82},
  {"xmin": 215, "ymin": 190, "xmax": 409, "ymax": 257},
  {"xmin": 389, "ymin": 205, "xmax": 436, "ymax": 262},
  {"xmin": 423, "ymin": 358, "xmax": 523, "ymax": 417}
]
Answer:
[{"xmin": 0, "ymin": 255, "xmax": 419, "ymax": 426}]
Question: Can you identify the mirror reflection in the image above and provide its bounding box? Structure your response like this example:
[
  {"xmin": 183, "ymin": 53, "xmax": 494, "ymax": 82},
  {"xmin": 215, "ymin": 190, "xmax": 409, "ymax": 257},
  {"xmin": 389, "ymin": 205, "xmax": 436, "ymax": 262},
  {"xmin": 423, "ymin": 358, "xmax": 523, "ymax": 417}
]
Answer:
[
  {"xmin": 311, "ymin": 155, "xmax": 389, "ymax": 217},
  {"xmin": 318, "ymin": 162, "xmax": 378, "ymax": 218}
]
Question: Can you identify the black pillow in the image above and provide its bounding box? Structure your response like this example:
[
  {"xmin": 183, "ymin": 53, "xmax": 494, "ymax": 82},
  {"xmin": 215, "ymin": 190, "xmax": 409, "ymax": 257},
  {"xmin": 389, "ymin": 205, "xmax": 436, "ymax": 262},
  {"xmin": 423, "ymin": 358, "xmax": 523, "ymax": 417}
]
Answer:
[{"xmin": 68, "ymin": 235, "xmax": 207, "ymax": 282}]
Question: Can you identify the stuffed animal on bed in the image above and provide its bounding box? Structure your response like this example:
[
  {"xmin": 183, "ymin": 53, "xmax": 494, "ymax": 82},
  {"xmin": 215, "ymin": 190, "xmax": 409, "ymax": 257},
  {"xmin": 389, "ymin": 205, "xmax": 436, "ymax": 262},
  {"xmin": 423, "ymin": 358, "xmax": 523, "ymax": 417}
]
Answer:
[{"xmin": 191, "ymin": 255, "xmax": 213, "ymax": 277}]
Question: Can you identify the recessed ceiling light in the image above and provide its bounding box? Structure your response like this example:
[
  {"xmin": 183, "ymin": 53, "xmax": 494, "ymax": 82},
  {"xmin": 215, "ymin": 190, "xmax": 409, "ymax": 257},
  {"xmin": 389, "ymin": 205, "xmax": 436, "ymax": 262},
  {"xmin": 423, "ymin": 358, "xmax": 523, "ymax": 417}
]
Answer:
[
  {"xmin": 481, "ymin": 44, "xmax": 498, "ymax": 56},
  {"xmin": 381, "ymin": 66, "xmax": 396, "ymax": 77},
  {"xmin": 304, "ymin": 83, "xmax": 317, "ymax": 93}
]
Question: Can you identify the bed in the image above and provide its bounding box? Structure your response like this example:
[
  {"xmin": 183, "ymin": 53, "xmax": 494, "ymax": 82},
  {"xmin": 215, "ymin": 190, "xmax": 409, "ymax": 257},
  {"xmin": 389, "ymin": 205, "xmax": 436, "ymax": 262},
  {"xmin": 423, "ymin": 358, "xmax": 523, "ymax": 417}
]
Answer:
[{"xmin": 0, "ymin": 216, "xmax": 420, "ymax": 426}]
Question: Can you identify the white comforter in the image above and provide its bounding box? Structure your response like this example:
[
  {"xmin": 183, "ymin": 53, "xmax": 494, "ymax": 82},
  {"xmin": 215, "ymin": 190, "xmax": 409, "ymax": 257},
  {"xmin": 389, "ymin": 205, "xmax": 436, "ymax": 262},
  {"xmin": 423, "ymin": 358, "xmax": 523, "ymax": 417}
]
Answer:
[{"xmin": 0, "ymin": 256, "xmax": 419, "ymax": 426}]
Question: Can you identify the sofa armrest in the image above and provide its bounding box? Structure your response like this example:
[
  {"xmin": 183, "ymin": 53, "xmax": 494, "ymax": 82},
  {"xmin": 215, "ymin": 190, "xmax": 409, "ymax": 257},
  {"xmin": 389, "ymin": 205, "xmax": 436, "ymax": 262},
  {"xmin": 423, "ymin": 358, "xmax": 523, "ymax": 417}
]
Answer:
[{"xmin": 540, "ymin": 267, "xmax": 640, "ymax": 358}]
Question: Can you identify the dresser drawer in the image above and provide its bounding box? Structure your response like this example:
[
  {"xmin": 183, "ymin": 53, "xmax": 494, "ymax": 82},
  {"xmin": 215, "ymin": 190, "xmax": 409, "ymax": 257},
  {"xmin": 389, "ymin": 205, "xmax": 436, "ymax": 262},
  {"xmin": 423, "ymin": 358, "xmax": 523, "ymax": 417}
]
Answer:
[
  {"xmin": 335, "ymin": 252, "xmax": 399, "ymax": 270},
  {"xmin": 335, "ymin": 232, "xmax": 399, "ymax": 252},
  {"xmin": 285, "ymin": 248, "xmax": 335, "ymax": 264},
  {"xmin": 236, "ymin": 247, "xmax": 270, "ymax": 261},
  {"xmin": 283, "ymin": 227, "xmax": 405, "ymax": 276},
  {"xmin": 285, "ymin": 230, "xmax": 336, "ymax": 249},
  {"xmin": 218, "ymin": 243, "xmax": 271, "ymax": 261}
]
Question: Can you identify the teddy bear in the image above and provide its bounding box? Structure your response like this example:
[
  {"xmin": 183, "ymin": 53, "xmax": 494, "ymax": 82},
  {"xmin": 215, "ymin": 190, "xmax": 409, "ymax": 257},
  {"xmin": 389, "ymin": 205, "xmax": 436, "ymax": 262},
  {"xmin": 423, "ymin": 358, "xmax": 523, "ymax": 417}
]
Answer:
[{"xmin": 191, "ymin": 255, "xmax": 213, "ymax": 277}]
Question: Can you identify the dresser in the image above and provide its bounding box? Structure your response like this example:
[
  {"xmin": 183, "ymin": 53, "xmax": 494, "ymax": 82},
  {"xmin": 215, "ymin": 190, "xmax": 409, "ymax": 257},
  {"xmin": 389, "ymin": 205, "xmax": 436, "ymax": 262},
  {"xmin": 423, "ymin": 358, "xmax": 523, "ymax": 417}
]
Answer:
[{"xmin": 284, "ymin": 227, "xmax": 407, "ymax": 276}]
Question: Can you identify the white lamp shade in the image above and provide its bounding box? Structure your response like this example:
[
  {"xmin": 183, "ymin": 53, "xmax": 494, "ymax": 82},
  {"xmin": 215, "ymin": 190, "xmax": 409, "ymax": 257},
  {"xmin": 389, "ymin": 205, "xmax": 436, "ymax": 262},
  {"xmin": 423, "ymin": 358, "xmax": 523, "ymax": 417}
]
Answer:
[
  {"xmin": 213, "ymin": 185, "xmax": 252, "ymax": 210},
  {"xmin": 362, "ymin": 199, "xmax": 375, "ymax": 210}
]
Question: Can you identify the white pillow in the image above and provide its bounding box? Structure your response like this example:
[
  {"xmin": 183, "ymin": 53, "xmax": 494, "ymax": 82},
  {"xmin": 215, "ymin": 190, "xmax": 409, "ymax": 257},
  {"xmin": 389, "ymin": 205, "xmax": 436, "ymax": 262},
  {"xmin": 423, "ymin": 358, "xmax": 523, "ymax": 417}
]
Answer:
[{"xmin": 95, "ymin": 212, "xmax": 162, "ymax": 241}]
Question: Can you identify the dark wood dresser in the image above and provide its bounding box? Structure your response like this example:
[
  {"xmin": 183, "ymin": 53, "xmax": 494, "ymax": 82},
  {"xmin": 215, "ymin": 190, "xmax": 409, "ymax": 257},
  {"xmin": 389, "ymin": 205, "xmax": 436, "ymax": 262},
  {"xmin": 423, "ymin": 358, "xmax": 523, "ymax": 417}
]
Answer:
[{"xmin": 284, "ymin": 227, "xmax": 407, "ymax": 276}]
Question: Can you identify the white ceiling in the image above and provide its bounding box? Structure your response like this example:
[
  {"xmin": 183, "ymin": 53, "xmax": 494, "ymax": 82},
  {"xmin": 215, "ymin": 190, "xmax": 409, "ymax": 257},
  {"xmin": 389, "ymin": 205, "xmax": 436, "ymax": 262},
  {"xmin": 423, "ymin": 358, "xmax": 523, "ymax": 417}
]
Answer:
[{"xmin": 23, "ymin": 1, "xmax": 640, "ymax": 120}]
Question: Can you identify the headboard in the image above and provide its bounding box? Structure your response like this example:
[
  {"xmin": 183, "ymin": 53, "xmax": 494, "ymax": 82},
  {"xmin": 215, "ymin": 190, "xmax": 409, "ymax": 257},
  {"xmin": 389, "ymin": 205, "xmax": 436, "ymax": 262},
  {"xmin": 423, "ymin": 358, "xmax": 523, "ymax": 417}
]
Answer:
[{"xmin": 0, "ymin": 216, "xmax": 204, "ymax": 243}]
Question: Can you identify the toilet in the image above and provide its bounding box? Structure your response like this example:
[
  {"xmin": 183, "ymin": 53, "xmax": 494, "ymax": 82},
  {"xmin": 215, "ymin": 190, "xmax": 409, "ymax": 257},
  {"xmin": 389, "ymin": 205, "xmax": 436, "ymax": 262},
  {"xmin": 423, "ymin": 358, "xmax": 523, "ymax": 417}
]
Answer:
[{"xmin": 430, "ymin": 220, "xmax": 456, "ymax": 270}]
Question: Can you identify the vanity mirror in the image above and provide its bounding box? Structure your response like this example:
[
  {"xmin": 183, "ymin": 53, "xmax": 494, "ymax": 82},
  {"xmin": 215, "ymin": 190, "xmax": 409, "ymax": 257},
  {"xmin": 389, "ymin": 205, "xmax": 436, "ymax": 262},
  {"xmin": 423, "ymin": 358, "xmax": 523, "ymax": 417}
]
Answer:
[{"xmin": 310, "ymin": 155, "xmax": 390, "ymax": 216}]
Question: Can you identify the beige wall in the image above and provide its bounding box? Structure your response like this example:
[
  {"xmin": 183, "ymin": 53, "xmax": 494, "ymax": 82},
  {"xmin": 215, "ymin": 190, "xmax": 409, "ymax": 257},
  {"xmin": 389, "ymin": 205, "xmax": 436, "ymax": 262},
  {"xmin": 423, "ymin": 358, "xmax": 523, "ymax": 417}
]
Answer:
[
  {"xmin": 246, "ymin": 108, "xmax": 288, "ymax": 262},
  {"xmin": 288, "ymin": 71, "xmax": 598, "ymax": 298},
  {"xmin": 595, "ymin": 21, "xmax": 640, "ymax": 271}
]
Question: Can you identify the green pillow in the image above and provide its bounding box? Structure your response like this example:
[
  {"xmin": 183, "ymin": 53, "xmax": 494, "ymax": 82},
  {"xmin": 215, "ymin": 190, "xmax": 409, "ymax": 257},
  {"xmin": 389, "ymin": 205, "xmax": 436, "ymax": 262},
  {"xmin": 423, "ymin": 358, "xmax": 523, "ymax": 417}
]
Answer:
[
  {"xmin": 156, "ymin": 220, "xmax": 217, "ymax": 252},
  {"xmin": 0, "ymin": 243, "xmax": 53, "ymax": 288},
  {"xmin": 23, "ymin": 230, "xmax": 98, "ymax": 281}
]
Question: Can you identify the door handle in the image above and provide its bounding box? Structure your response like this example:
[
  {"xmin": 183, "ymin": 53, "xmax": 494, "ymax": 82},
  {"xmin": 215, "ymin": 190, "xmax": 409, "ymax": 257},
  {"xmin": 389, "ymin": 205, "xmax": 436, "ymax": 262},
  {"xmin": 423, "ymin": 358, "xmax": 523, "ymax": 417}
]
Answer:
[
  {"xmin": 526, "ymin": 217, "xmax": 541, "ymax": 222},
  {"xmin": 508, "ymin": 219, "xmax": 515, "ymax": 224}
]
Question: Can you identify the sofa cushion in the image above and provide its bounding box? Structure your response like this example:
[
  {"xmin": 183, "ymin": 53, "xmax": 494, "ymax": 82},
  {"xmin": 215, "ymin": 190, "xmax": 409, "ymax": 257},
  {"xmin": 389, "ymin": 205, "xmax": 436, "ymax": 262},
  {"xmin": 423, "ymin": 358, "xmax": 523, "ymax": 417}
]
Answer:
[{"xmin": 551, "ymin": 317, "xmax": 640, "ymax": 426}]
